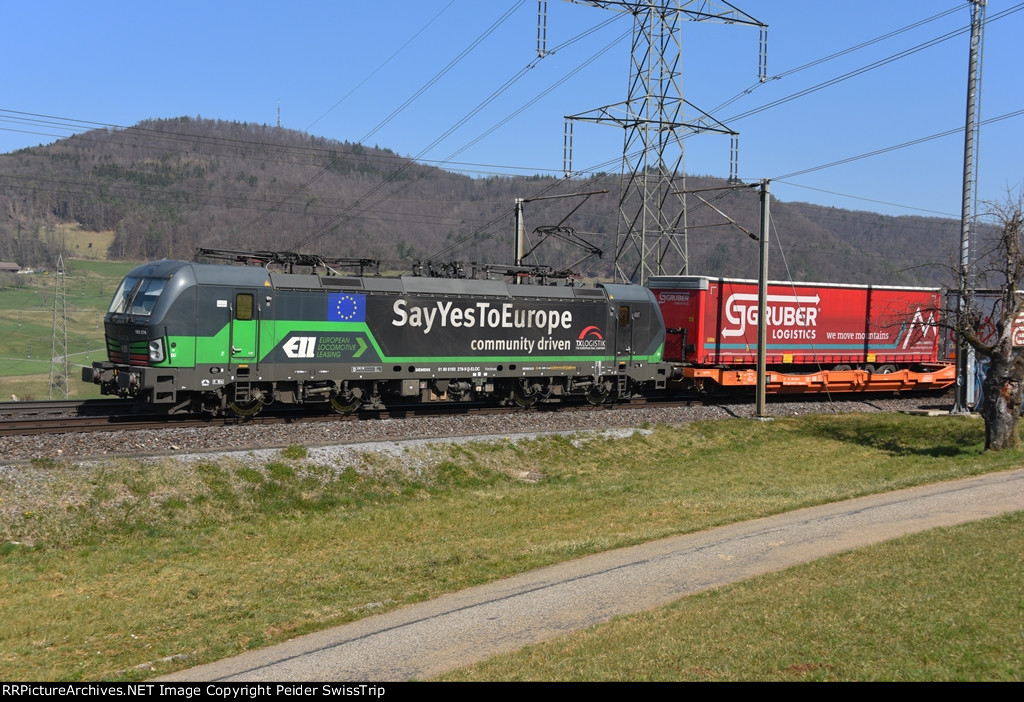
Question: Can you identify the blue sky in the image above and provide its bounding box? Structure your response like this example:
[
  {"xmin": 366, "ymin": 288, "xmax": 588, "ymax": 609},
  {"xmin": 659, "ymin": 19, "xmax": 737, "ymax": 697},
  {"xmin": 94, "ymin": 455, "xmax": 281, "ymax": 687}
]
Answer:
[{"xmin": 1, "ymin": 1, "xmax": 1020, "ymax": 219}]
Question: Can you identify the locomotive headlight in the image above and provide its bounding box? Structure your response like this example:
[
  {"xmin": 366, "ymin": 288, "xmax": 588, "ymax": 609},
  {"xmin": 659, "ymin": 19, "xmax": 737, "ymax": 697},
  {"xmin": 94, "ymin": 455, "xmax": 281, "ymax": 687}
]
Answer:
[{"xmin": 148, "ymin": 338, "xmax": 165, "ymax": 363}]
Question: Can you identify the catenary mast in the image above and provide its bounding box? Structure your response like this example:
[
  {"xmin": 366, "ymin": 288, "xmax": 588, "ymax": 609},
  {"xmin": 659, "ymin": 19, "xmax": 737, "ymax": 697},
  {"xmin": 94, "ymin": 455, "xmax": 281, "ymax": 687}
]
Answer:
[{"xmin": 954, "ymin": 0, "xmax": 986, "ymax": 412}]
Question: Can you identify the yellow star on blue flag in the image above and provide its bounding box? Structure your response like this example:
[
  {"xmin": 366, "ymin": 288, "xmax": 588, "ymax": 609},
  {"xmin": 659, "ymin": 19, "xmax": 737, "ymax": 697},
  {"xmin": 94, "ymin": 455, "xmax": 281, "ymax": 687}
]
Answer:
[{"xmin": 327, "ymin": 293, "xmax": 365, "ymax": 322}]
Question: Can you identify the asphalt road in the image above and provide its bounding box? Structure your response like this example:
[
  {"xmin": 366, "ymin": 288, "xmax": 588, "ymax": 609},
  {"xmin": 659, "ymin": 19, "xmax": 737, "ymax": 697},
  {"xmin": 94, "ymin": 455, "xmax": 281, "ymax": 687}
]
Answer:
[{"xmin": 159, "ymin": 468, "xmax": 1024, "ymax": 682}]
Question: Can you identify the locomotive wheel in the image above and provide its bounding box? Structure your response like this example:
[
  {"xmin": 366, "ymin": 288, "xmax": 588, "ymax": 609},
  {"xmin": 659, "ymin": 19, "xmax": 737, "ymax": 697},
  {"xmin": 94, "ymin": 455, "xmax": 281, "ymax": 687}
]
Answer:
[
  {"xmin": 329, "ymin": 394, "xmax": 361, "ymax": 415},
  {"xmin": 586, "ymin": 385, "xmax": 609, "ymax": 405},
  {"xmin": 512, "ymin": 385, "xmax": 537, "ymax": 408},
  {"xmin": 228, "ymin": 398, "xmax": 265, "ymax": 417}
]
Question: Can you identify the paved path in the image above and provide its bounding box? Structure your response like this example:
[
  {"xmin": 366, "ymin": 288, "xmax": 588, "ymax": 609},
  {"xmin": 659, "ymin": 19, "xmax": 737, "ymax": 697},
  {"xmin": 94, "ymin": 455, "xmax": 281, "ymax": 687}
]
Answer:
[{"xmin": 160, "ymin": 468, "xmax": 1024, "ymax": 682}]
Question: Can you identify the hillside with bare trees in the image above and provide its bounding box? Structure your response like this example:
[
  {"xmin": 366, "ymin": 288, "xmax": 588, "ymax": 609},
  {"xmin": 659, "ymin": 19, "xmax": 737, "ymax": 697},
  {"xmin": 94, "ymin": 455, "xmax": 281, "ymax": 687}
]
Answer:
[{"xmin": 0, "ymin": 116, "xmax": 961, "ymax": 286}]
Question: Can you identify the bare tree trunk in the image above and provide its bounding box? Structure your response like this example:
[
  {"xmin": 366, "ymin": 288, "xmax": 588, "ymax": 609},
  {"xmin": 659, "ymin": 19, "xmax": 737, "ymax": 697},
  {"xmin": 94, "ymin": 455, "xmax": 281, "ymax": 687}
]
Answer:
[
  {"xmin": 980, "ymin": 351, "xmax": 1024, "ymax": 450},
  {"xmin": 955, "ymin": 194, "xmax": 1024, "ymax": 451}
]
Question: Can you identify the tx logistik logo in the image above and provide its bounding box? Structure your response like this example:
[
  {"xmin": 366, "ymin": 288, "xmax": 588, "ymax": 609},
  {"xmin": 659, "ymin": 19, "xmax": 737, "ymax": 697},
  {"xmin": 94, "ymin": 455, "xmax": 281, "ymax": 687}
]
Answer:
[{"xmin": 576, "ymin": 325, "xmax": 606, "ymax": 351}]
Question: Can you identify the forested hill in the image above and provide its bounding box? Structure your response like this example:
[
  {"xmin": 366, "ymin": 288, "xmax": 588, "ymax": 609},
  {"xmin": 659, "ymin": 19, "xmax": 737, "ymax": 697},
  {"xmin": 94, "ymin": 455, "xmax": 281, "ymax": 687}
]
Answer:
[{"xmin": 0, "ymin": 116, "xmax": 960, "ymax": 286}]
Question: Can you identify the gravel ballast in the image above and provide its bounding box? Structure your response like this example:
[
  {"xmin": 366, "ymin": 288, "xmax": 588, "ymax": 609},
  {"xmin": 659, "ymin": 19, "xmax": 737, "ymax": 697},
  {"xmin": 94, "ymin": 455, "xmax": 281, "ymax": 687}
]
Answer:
[{"xmin": 0, "ymin": 396, "xmax": 954, "ymax": 467}]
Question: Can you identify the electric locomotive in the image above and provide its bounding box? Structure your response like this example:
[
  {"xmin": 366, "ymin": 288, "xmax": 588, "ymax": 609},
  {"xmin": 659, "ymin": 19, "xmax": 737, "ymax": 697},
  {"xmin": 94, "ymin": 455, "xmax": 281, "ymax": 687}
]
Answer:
[{"xmin": 83, "ymin": 257, "xmax": 669, "ymax": 416}]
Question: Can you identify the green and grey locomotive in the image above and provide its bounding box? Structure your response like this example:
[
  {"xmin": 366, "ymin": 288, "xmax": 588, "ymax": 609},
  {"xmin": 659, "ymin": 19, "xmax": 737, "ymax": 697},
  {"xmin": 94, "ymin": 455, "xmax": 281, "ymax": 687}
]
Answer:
[{"xmin": 83, "ymin": 259, "xmax": 668, "ymax": 416}]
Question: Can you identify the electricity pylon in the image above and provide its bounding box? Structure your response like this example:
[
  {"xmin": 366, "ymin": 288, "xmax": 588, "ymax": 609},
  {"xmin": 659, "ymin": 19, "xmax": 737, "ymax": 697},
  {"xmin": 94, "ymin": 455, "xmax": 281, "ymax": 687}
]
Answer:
[
  {"xmin": 562, "ymin": 0, "xmax": 766, "ymax": 283},
  {"xmin": 48, "ymin": 254, "xmax": 69, "ymax": 399}
]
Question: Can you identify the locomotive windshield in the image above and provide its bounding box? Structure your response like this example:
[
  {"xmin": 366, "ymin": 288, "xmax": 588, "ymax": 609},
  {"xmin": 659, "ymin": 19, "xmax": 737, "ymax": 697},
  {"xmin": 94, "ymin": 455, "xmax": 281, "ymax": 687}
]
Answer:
[{"xmin": 108, "ymin": 276, "xmax": 166, "ymax": 316}]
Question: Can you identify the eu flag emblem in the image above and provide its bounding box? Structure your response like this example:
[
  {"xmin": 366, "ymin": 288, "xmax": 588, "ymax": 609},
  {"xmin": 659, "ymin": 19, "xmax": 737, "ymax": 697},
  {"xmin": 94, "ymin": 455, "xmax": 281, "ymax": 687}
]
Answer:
[{"xmin": 328, "ymin": 293, "xmax": 366, "ymax": 322}]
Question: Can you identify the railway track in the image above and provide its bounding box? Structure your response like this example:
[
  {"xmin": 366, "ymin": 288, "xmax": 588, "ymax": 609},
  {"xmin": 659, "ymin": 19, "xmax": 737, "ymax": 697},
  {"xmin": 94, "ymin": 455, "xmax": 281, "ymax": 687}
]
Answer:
[
  {"xmin": 0, "ymin": 396, "xmax": 643, "ymax": 438},
  {"xmin": 0, "ymin": 399, "xmax": 134, "ymax": 419},
  {"xmin": 0, "ymin": 400, "xmax": 319, "ymax": 437},
  {"xmin": 0, "ymin": 391, "xmax": 948, "ymax": 439}
]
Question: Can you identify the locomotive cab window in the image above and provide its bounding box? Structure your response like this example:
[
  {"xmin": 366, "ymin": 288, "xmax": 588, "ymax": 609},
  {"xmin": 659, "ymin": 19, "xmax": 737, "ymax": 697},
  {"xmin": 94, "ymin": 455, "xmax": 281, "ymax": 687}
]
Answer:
[
  {"xmin": 235, "ymin": 293, "xmax": 255, "ymax": 321},
  {"xmin": 618, "ymin": 305, "xmax": 631, "ymax": 327},
  {"xmin": 108, "ymin": 276, "xmax": 166, "ymax": 316}
]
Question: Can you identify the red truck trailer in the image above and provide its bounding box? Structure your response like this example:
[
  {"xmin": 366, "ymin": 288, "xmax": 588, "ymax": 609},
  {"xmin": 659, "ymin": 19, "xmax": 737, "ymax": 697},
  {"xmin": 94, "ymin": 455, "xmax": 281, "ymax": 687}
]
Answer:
[{"xmin": 648, "ymin": 276, "xmax": 955, "ymax": 394}]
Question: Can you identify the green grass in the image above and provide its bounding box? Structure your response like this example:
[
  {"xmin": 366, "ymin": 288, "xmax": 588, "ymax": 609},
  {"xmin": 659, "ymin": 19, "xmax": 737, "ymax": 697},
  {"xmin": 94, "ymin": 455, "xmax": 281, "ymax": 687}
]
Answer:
[
  {"xmin": 0, "ymin": 413, "xmax": 1020, "ymax": 680},
  {"xmin": 58, "ymin": 225, "xmax": 117, "ymax": 262},
  {"xmin": 439, "ymin": 512, "xmax": 1024, "ymax": 681},
  {"xmin": 0, "ymin": 259, "xmax": 138, "ymax": 399}
]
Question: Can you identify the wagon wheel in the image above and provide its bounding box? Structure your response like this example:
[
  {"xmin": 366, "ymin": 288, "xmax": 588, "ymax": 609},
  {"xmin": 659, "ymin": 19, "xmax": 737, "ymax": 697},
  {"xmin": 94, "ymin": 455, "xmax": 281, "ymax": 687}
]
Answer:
[
  {"xmin": 329, "ymin": 394, "xmax": 361, "ymax": 415},
  {"xmin": 228, "ymin": 398, "xmax": 265, "ymax": 418}
]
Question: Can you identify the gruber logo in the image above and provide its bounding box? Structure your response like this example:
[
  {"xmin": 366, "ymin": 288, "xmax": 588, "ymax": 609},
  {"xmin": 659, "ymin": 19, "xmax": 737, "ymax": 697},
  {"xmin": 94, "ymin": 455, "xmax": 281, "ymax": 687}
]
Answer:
[
  {"xmin": 722, "ymin": 292, "xmax": 820, "ymax": 338},
  {"xmin": 576, "ymin": 325, "xmax": 606, "ymax": 351}
]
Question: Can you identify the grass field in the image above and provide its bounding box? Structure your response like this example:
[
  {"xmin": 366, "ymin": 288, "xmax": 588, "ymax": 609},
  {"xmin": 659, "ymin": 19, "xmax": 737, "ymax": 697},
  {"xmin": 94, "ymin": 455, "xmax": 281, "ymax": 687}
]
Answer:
[
  {"xmin": 0, "ymin": 413, "xmax": 1021, "ymax": 681},
  {"xmin": 58, "ymin": 225, "xmax": 116, "ymax": 261},
  {"xmin": 0, "ymin": 258, "xmax": 137, "ymax": 400}
]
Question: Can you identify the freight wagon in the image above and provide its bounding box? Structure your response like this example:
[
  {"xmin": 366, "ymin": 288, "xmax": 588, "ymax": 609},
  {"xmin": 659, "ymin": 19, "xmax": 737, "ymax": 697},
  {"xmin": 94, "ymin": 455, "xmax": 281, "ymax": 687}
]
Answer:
[{"xmin": 648, "ymin": 276, "xmax": 955, "ymax": 393}]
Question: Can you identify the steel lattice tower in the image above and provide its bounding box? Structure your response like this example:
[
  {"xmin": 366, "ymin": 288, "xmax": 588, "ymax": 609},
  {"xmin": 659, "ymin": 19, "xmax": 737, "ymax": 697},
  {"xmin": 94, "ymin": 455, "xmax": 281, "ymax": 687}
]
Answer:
[
  {"xmin": 563, "ymin": 1, "xmax": 765, "ymax": 283},
  {"xmin": 48, "ymin": 254, "xmax": 69, "ymax": 399}
]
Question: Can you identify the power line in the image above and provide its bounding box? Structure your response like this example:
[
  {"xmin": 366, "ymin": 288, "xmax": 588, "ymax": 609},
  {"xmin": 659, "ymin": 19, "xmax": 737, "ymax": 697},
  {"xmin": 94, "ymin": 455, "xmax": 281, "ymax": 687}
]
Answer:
[
  {"xmin": 2, "ymin": 3, "xmax": 1021, "ymax": 253},
  {"xmin": 769, "ymin": 107, "xmax": 1024, "ymax": 209},
  {"xmin": 296, "ymin": 22, "xmax": 630, "ymax": 253},
  {"xmin": 709, "ymin": 4, "xmax": 965, "ymax": 115},
  {"xmin": 721, "ymin": 2, "xmax": 1023, "ymax": 126},
  {"xmin": 224, "ymin": 1, "xmax": 529, "ymax": 247},
  {"xmin": 0, "ymin": 110, "xmax": 579, "ymax": 179},
  {"xmin": 778, "ymin": 184, "xmax": 961, "ymax": 218},
  {"xmin": 305, "ymin": 0, "xmax": 458, "ymax": 132}
]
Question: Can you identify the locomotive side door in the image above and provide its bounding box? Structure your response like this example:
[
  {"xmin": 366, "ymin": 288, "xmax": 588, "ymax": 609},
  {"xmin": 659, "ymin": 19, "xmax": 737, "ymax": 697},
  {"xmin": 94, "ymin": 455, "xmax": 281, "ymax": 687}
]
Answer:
[
  {"xmin": 616, "ymin": 303, "xmax": 634, "ymax": 361},
  {"xmin": 229, "ymin": 290, "xmax": 260, "ymax": 367}
]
